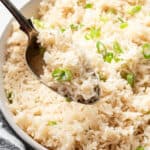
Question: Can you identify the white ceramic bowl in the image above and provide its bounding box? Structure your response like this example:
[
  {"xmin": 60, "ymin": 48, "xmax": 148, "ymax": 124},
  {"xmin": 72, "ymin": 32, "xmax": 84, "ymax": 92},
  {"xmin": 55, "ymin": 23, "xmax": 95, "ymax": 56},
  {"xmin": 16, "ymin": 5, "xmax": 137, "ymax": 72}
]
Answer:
[{"xmin": 0, "ymin": 1, "xmax": 47, "ymax": 149}]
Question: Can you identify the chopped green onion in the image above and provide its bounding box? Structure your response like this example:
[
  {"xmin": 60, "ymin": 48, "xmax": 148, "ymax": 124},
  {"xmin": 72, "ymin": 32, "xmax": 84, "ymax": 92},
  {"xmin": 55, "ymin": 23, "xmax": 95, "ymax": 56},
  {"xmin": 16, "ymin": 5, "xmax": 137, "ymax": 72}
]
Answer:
[
  {"xmin": 118, "ymin": 17, "xmax": 128, "ymax": 29},
  {"xmin": 39, "ymin": 47, "xmax": 46, "ymax": 55},
  {"xmin": 85, "ymin": 27, "xmax": 101, "ymax": 40},
  {"xmin": 48, "ymin": 121, "xmax": 57, "ymax": 126},
  {"xmin": 142, "ymin": 43, "xmax": 150, "ymax": 59},
  {"xmin": 79, "ymin": 23, "xmax": 84, "ymax": 28},
  {"xmin": 52, "ymin": 68, "xmax": 73, "ymax": 82},
  {"xmin": 120, "ymin": 71, "xmax": 135, "ymax": 87},
  {"xmin": 65, "ymin": 97, "xmax": 72, "ymax": 102},
  {"xmin": 100, "ymin": 16, "xmax": 109, "ymax": 23},
  {"xmin": 128, "ymin": 5, "xmax": 142, "ymax": 16},
  {"xmin": 7, "ymin": 92, "xmax": 12, "ymax": 99},
  {"xmin": 96, "ymin": 41, "xmax": 123, "ymax": 63},
  {"xmin": 70, "ymin": 24, "xmax": 78, "ymax": 31},
  {"xmin": 126, "ymin": 73, "xmax": 135, "ymax": 87},
  {"xmin": 118, "ymin": 17, "xmax": 124, "ymax": 23},
  {"xmin": 136, "ymin": 146, "xmax": 144, "ymax": 150},
  {"xmin": 85, "ymin": 3, "xmax": 93, "ymax": 9},
  {"xmin": 113, "ymin": 41, "xmax": 123, "ymax": 54},
  {"xmin": 60, "ymin": 28, "xmax": 66, "ymax": 33},
  {"xmin": 7, "ymin": 92, "xmax": 13, "ymax": 104},
  {"xmin": 120, "ymin": 22, "xmax": 128, "ymax": 29},
  {"xmin": 103, "ymin": 52, "xmax": 114, "ymax": 63},
  {"xmin": 70, "ymin": 23, "xmax": 84, "ymax": 31},
  {"xmin": 32, "ymin": 18, "xmax": 45, "ymax": 29},
  {"xmin": 98, "ymin": 72, "xmax": 107, "ymax": 81},
  {"xmin": 114, "ymin": 55, "xmax": 122, "ymax": 62},
  {"xmin": 90, "ymin": 27, "xmax": 101, "ymax": 39},
  {"xmin": 96, "ymin": 41, "xmax": 107, "ymax": 54},
  {"xmin": 85, "ymin": 34, "xmax": 91, "ymax": 40}
]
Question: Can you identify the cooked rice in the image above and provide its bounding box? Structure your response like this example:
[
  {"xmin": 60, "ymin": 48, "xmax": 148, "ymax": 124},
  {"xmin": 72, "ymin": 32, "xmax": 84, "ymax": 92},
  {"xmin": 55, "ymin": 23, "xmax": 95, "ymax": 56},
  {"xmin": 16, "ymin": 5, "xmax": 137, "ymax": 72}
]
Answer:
[{"xmin": 2, "ymin": 0, "xmax": 150, "ymax": 150}]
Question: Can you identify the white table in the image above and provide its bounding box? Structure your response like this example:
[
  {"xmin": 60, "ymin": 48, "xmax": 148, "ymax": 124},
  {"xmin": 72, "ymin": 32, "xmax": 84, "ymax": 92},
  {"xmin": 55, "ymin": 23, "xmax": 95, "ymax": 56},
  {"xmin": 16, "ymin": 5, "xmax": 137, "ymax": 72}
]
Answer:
[{"xmin": 0, "ymin": 0, "xmax": 29, "ymax": 36}]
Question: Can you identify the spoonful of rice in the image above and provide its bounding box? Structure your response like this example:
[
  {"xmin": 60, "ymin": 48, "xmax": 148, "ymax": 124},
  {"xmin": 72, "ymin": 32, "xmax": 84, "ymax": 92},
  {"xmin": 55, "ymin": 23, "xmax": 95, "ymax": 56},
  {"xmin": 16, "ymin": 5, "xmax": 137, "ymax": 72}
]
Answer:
[{"xmin": 0, "ymin": 0, "xmax": 100, "ymax": 104}]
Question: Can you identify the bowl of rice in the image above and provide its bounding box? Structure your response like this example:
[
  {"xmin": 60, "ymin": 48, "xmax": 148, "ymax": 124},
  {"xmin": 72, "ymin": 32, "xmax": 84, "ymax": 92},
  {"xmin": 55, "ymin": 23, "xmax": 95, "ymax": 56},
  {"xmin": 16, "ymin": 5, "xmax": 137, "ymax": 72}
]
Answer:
[{"xmin": 0, "ymin": 0, "xmax": 150, "ymax": 150}]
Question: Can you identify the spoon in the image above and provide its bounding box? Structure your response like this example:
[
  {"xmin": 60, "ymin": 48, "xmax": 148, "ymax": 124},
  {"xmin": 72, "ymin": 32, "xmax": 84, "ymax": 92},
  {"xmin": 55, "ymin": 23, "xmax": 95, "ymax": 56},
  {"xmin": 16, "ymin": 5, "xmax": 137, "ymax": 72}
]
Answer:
[{"xmin": 0, "ymin": 0, "xmax": 100, "ymax": 104}]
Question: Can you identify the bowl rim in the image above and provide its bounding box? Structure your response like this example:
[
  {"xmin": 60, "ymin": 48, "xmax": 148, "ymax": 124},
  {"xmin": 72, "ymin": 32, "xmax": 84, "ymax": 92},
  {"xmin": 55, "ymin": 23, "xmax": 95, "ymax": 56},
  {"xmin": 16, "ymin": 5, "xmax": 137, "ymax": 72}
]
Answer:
[{"xmin": 0, "ymin": 1, "xmax": 47, "ymax": 150}]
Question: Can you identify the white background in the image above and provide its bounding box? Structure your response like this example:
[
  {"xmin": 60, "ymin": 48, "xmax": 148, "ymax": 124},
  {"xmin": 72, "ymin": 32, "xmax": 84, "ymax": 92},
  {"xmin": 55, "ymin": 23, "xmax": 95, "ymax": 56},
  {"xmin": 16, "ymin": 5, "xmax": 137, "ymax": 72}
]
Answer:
[{"xmin": 0, "ymin": 0, "xmax": 29, "ymax": 36}]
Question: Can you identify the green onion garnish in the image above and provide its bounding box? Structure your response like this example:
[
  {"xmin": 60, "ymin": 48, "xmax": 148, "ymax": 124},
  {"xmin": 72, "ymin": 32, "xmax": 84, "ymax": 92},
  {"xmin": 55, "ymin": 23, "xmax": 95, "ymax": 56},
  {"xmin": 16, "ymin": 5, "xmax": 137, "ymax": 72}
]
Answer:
[
  {"xmin": 136, "ymin": 146, "xmax": 144, "ymax": 150},
  {"xmin": 7, "ymin": 92, "xmax": 13, "ymax": 104},
  {"xmin": 114, "ymin": 55, "xmax": 122, "ymax": 62},
  {"xmin": 65, "ymin": 97, "xmax": 72, "ymax": 102},
  {"xmin": 120, "ymin": 22, "xmax": 128, "ymax": 29},
  {"xmin": 96, "ymin": 41, "xmax": 107, "ymax": 54},
  {"xmin": 96, "ymin": 42, "xmax": 115, "ymax": 63},
  {"xmin": 60, "ymin": 28, "xmax": 66, "ymax": 33},
  {"xmin": 32, "ymin": 18, "xmax": 45, "ymax": 29},
  {"xmin": 48, "ymin": 121, "xmax": 57, "ymax": 126},
  {"xmin": 113, "ymin": 41, "xmax": 123, "ymax": 54},
  {"xmin": 52, "ymin": 68, "xmax": 73, "ymax": 82},
  {"xmin": 118, "ymin": 17, "xmax": 128, "ymax": 29},
  {"xmin": 120, "ymin": 71, "xmax": 135, "ymax": 87},
  {"xmin": 85, "ymin": 3, "xmax": 93, "ymax": 9},
  {"xmin": 126, "ymin": 73, "xmax": 135, "ymax": 87},
  {"xmin": 84, "ymin": 34, "xmax": 91, "ymax": 40},
  {"xmin": 79, "ymin": 23, "xmax": 84, "ymax": 28},
  {"xmin": 100, "ymin": 16, "xmax": 109, "ymax": 23},
  {"xmin": 96, "ymin": 41, "xmax": 123, "ymax": 63},
  {"xmin": 128, "ymin": 5, "xmax": 142, "ymax": 16},
  {"xmin": 85, "ymin": 27, "xmax": 101, "ymax": 40},
  {"xmin": 103, "ymin": 52, "xmax": 114, "ymax": 63},
  {"xmin": 98, "ymin": 72, "xmax": 107, "ymax": 81},
  {"xmin": 142, "ymin": 43, "xmax": 150, "ymax": 59},
  {"xmin": 70, "ymin": 24, "xmax": 78, "ymax": 31},
  {"xmin": 118, "ymin": 17, "xmax": 124, "ymax": 23}
]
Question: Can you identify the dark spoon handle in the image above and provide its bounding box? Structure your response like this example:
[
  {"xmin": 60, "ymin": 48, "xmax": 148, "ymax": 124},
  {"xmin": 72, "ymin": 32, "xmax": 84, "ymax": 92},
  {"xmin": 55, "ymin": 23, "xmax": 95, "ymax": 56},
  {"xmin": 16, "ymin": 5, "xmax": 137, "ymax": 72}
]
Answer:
[{"xmin": 0, "ymin": 0, "xmax": 34, "ymax": 35}]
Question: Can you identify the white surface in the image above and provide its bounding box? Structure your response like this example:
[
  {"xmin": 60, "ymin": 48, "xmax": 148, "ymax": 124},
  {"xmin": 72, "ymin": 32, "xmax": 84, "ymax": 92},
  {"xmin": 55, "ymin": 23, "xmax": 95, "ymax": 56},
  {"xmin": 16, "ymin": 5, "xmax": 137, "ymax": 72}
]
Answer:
[
  {"xmin": 0, "ymin": 0, "xmax": 29, "ymax": 36},
  {"xmin": 0, "ymin": 124, "xmax": 25, "ymax": 150}
]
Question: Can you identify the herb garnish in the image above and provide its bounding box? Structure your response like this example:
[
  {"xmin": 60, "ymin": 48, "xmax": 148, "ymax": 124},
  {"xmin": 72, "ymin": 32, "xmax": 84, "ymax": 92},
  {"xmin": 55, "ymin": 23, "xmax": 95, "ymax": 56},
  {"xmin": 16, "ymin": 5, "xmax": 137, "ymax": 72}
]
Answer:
[
  {"xmin": 6, "ymin": 91, "xmax": 13, "ymax": 104},
  {"xmin": 52, "ymin": 68, "xmax": 73, "ymax": 82},
  {"xmin": 118, "ymin": 17, "xmax": 128, "ymax": 29},
  {"xmin": 32, "ymin": 18, "xmax": 45, "ymax": 29},
  {"xmin": 113, "ymin": 41, "xmax": 123, "ymax": 54},
  {"xmin": 96, "ymin": 41, "xmax": 107, "ymax": 54},
  {"xmin": 142, "ymin": 43, "xmax": 150, "ymax": 59},
  {"xmin": 48, "ymin": 121, "xmax": 57, "ymax": 126},
  {"xmin": 65, "ymin": 97, "xmax": 72, "ymax": 102},
  {"xmin": 136, "ymin": 146, "xmax": 144, "ymax": 150},
  {"xmin": 85, "ymin": 27, "xmax": 101, "ymax": 40},
  {"xmin": 128, "ymin": 5, "xmax": 142, "ymax": 16},
  {"xmin": 85, "ymin": 3, "xmax": 93, "ymax": 9}
]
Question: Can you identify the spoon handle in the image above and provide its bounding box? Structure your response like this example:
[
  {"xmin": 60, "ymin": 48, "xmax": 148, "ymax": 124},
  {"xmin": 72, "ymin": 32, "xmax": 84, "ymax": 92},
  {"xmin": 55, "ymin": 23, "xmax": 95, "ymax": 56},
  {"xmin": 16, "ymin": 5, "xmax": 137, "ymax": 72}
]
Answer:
[{"xmin": 0, "ymin": 0, "xmax": 34, "ymax": 35}]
